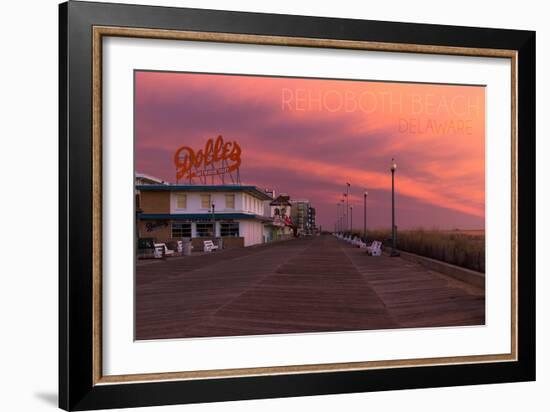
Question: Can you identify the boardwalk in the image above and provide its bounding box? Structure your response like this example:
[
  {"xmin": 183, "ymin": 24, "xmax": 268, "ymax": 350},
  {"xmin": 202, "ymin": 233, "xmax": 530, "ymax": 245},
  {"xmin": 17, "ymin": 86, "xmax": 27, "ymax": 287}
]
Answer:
[{"xmin": 136, "ymin": 235, "xmax": 484, "ymax": 340}]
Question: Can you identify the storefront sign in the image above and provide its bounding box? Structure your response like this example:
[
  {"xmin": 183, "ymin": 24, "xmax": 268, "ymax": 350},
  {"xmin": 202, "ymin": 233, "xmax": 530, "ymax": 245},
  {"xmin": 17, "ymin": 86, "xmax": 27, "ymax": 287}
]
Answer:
[
  {"xmin": 174, "ymin": 135, "xmax": 242, "ymax": 182},
  {"xmin": 145, "ymin": 221, "xmax": 168, "ymax": 232}
]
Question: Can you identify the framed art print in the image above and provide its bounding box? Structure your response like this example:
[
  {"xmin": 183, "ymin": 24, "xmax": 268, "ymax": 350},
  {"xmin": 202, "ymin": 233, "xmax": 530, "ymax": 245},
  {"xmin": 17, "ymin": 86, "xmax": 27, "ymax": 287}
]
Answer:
[{"xmin": 59, "ymin": 1, "xmax": 536, "ymax": 410}]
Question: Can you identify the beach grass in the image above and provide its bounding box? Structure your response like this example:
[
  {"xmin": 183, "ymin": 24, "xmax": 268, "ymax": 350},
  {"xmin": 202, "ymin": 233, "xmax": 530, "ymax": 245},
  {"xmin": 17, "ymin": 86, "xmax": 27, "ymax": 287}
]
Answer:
[{"xmin": 351, "ymin": 228, "xmax": 485, "ymax": 273}]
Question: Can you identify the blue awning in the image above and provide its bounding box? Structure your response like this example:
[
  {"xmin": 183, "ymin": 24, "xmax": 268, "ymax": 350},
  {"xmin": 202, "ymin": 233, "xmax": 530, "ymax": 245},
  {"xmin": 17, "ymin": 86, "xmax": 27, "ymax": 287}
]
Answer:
[{"xmin": 139, "ymin": 213, "xmax": 273, "ymax": 223}]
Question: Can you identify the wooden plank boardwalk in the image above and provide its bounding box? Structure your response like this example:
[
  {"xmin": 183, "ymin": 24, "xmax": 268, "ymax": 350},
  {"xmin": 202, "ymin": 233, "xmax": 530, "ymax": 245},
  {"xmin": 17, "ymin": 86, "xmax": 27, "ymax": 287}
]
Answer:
[{"xmin": 136, "ymin": 235, "xmax": 484, "ymax": 340}]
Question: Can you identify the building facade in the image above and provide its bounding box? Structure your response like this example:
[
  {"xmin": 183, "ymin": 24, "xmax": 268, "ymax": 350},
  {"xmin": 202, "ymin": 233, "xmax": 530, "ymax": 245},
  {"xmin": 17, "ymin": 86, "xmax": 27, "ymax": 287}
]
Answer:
[
  {"xmin": 135, "ymin": 172, "xmax": 168, "ymax": 185},
  {"xmin": 267, "ymin": 193, "xmax": 294, "ymax": 240},
  {"xmin": 290, "ymin": 199, "xmax": 309, "ymax": 235},
  {"xmin": 307, "ymin": 206, "xmax": 316, "ymax": 233},
  {"xmin": 137, "ymin": 185, "xmax": 274, "ymax": 248},
  {"xmin": 290, "ymin": 199, "xmax": 316, "ymax": 235}
]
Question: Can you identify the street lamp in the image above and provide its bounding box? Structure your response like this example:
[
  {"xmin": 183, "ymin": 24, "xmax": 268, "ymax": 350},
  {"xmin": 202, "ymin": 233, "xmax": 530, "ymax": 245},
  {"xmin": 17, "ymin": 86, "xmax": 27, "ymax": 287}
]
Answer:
[
  {"xmin": 211, "ymin": 202, "xmax": 216, "ymax": 238},
  {"xmin": 390, "ymin": 159, "xmax": 400, "ymax": 257},
  {"xmin": 350, "ymin": 204, "xmax": 353, "ymax": 234},
  {"xmin": 341, "ymin": 196, "xmax": 346, "ymax": 232},
  {"xmin": 336, "ymin": 202, "xmax": 340, "ymax": 233},
  {"xmin": 346, "ymin": 182, "xmax": 351, "ymax": 232},
  {"xmin": 363, "ymin": 190, "xmax": 368, "ymax": 241}
]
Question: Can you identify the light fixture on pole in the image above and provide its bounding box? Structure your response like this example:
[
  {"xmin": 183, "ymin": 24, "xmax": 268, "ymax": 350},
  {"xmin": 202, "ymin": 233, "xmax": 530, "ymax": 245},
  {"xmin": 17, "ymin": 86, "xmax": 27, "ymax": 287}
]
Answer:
[
  {"xmin": 211, "ymin": 201, "xmax": 216, "ymax": 238},
  {"xmin": 350, "ymin": 204, "xmax": 353, "ymax": 234},
  {"xmin": 340, "ymin": 198, "xmax": 345, "ymax": 232},
  {"xmin": 341, "ymin": 194, "xmax": 346, "ymax": 232},
  {"xmin": 346, "ymin": 182, "xmax": 351, "ymax": 232},
  {"xmin": 390, "ymin": 159, "xmax": 400, "ymax": 257},
  {"xmin": 336, "ymin": 202, "xmax": 340, "ymax": 233},
  {"xmin": 363, "ymin": 190, "xmax": 368, "ymax": 241}
]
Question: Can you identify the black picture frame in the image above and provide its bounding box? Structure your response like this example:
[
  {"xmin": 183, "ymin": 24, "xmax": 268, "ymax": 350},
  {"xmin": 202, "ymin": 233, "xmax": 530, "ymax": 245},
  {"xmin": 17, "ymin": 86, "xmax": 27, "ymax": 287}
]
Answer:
[{"xmin": 59, "ymin": 1, "xmax": 536, "ymax": 410}]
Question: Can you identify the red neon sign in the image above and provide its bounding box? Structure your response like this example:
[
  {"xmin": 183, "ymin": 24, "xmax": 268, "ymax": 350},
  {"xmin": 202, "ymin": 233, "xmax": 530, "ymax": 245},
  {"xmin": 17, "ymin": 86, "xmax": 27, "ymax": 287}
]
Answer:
[{"xmin": 174, "ymin": 135, "xmax": 242, "ymax": 181}]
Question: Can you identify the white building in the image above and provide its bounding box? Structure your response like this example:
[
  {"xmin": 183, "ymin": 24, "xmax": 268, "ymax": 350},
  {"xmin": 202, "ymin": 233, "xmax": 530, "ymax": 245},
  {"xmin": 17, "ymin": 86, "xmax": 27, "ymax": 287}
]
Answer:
[
  {"xmin": 135, "ymin": 172, "xmax": 168, "ymax": 185},
  {"xmin": 265, "ymin": 193, "xmax": 295, "ymax": 240},
  {"xmin": 137, "ymin": 184, "xmax": 274, "ymax": 248}
]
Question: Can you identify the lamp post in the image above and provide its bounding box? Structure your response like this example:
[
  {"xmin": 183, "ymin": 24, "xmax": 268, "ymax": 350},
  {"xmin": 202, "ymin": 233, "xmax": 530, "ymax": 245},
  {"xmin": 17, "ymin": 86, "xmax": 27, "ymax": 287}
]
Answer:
[
  {"xmin": 342, "ymin": 193, "xmax": 346, "ymax": 232},
  {"xmin": 334, "ymin": 203, "xmax": 338, "ymax": 233},
  {"xmin": 341, "ymin": 196, "xmax": 346, "ymax": 232},
  {"xmin": 211, "ymin": 202, "xmax": 216, "ymax": 238},
  {"xmin": 390, "ymin": 159, "xmax": 400, "ymax": 257},
  {"xmin": 350, "ymin": 205, "xmax": 353, "ymax": 234},
  {"xmin": 336, "ymin": 202, "xmax": 340, "ymax": 233},
  {"xmin": 363, "ymin": 190, "xmax": 368, "ymax": 241},
  {"xmin": 346, "ymin": 182, "xmax": 351, "ymax": 232}
]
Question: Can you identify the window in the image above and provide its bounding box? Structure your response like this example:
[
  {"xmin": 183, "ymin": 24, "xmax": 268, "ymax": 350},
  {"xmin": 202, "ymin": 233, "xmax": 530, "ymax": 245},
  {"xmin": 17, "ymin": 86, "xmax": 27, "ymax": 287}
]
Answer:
[
  {"xmin": 171, "ymin": 223, "xmax": 191, "ymax": 238},
  {"xmin": 176, "ymin": 193, "xmax": 187, "ymax": 209},
  {"xmin": 200, "ymin": 194, "xmax": 211, "ymax": 209},
  {"xmin": 225, "ymin": 194, "xmax": 235, "ymax": 209},
  {"xmin": 220, "ymin": 222, "xmax": 239, "ymax": 237},
  {"xmin": 196, "ymin": 223, "xmax": 214, "ymax": 237}
]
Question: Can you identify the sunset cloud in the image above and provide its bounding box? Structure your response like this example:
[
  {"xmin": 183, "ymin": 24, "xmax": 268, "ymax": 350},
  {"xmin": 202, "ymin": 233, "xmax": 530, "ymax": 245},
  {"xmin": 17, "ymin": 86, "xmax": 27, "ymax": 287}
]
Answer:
[{"xmin": 135, "ymin": 71, "xmax": 485, "ymax": 230}]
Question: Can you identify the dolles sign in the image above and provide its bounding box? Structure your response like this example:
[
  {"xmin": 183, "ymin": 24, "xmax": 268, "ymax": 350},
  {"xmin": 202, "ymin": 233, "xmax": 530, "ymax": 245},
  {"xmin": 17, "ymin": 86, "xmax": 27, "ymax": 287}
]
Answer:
[{"xmin": 174, "ymin": 135, "xmax": 242, "ymax": 181}]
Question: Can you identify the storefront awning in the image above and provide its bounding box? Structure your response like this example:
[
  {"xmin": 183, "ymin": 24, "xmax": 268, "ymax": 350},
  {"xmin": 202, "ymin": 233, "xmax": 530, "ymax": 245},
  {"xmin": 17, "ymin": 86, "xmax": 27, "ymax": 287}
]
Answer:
[{"xmin": 139, "ymin": 213, "xmax": 273, "ymax": 223}]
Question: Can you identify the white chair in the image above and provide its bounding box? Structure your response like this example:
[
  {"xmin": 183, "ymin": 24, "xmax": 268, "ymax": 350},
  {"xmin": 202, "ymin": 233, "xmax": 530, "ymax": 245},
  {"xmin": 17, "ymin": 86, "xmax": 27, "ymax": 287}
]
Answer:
[
  {"xmin": 366, "ymin": 241, "xmax": 382, "ymax": 256},
  {"xmin": 203, "ymin": 240, "xmax": 219, "ymax": 252},
  {"xmin": 153, "ymin": 244, "xmax": 164, "ymax": 259},
  {"xmin": 371, "ymin": 244, "xmax": 382, "ymax": 256},
  {"xmin": 154, "ymin": 243, "xmax": 175, "ymax": 257}
]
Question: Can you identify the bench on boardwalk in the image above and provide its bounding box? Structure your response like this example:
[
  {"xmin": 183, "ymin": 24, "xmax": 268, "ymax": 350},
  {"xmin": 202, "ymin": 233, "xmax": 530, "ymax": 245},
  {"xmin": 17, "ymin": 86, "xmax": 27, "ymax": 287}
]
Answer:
[
  {"xmin": 203, "ymin": 240, "xmax": 219, "ymax": 252},
  {"xmin": 154, "ymin": 242, "xmax": 175, "ymax": 258},
  {"xmin": 366, "ymin": 240, "xmax": 382, "ymax": 256}
]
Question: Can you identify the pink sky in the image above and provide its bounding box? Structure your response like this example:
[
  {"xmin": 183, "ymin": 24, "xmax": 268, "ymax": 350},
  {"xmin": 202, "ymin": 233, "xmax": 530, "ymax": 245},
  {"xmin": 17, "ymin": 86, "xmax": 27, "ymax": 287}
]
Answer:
[{"xmin": 135, "ymin": 71, "xmax": 485, "ymax": 230}]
